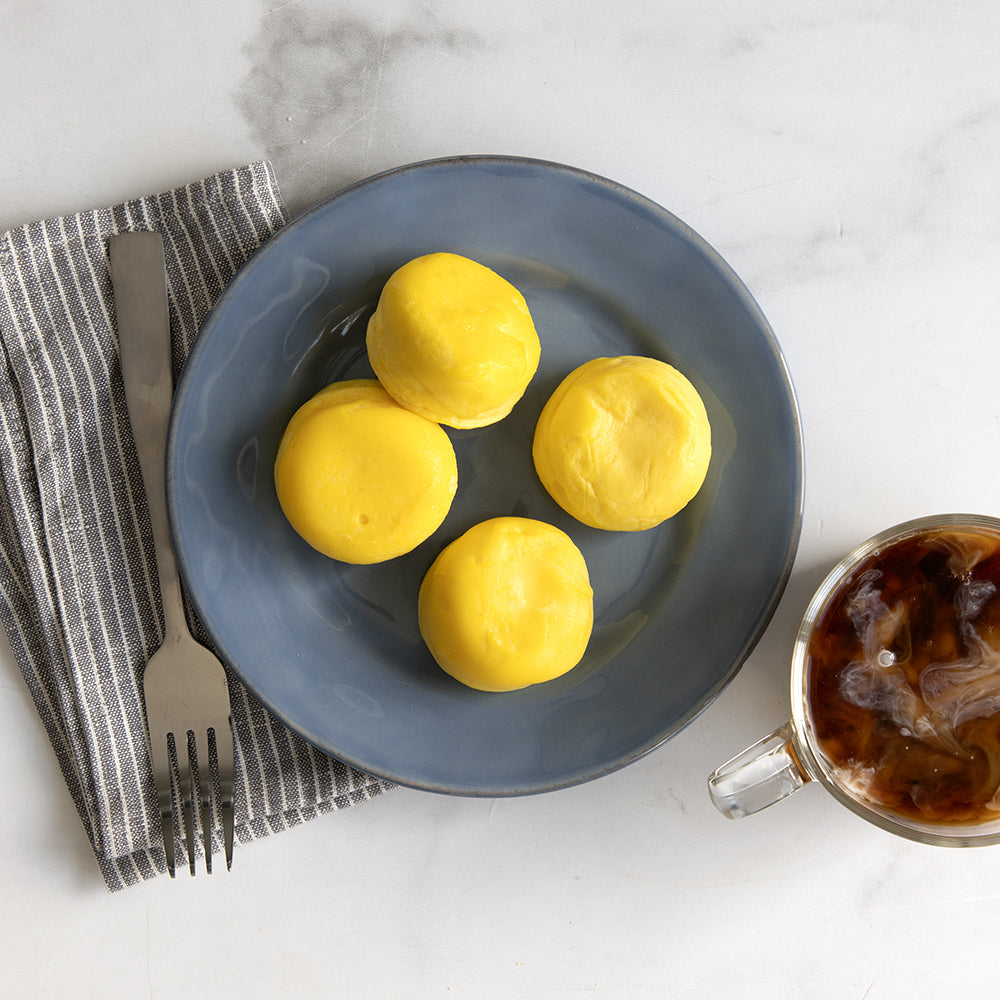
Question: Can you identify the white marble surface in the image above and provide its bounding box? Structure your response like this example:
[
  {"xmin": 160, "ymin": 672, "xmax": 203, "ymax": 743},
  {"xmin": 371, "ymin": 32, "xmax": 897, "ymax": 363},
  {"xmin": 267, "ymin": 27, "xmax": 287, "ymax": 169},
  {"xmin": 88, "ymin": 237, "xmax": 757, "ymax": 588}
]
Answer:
[{"xmin": 2, "ymin": 1, "xmax": 999, "ymax": 997}]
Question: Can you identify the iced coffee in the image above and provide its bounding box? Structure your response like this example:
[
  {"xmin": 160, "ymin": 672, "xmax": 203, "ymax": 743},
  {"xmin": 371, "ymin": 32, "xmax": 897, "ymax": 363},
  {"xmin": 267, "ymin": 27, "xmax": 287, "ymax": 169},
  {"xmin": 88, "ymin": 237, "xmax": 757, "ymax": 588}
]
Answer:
[{"xmin": 806, "ymin": 526, "xmax": 1000, "ymax": 825}]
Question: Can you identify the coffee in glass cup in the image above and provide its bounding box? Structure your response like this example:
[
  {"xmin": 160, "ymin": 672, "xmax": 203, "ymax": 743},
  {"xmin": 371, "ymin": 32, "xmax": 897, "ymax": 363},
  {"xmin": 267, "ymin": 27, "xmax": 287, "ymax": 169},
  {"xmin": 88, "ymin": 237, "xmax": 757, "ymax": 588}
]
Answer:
[{"xmin": 709, "ymin": 514, "xmax": 1000, "ymax": 846}]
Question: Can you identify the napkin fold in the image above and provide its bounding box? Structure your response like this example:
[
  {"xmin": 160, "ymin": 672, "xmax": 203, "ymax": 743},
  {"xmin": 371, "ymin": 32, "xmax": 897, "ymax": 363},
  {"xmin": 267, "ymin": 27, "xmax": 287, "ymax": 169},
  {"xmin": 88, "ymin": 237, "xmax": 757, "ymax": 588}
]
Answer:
[{"xmin": 0, "ymin": 162, "xmax": 393, "ymax": 891}]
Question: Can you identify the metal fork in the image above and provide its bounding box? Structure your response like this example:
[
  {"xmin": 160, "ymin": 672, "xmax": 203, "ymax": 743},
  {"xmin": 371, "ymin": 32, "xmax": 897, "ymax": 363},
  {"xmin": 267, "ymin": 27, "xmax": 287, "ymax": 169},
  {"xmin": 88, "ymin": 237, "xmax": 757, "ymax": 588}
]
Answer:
[{"xmin": 109, "ymin": 232, "xmax": 235, "ymax": 876}]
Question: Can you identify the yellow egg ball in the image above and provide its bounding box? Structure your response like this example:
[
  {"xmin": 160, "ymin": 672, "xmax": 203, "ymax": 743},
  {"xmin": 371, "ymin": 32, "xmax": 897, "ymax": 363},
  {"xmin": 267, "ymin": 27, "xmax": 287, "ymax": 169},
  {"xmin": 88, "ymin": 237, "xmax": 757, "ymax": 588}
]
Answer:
[
  {"xmin": 366, "ymin": 252, "xmax": 541, "ymax": 429},
  {"xmin": 532, "ymin": 356, "xmax": 712, "ymax": 531},
  {"xmin": 274, "ymin": 379, "xmax": 457, "ymax": 564},
  {"xmin": 418, "ymin": 517, "xmax": 594, "ymax": 692}
]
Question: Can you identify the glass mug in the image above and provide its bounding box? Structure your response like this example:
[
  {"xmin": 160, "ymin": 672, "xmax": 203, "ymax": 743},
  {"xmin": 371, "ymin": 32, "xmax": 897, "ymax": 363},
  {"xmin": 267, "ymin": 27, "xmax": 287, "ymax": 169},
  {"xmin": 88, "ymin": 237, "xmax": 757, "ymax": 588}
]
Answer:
[{"xmin": 709, "ymin": 513, "xmax": 1000, "ymax": 847}]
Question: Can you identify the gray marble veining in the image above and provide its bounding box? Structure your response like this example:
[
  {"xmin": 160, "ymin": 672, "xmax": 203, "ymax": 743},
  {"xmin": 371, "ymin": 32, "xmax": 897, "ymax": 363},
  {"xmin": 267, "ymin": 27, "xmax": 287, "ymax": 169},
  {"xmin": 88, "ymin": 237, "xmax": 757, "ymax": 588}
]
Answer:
[{"xmin": 236, "ymin": 2, "xmax": 486, "ymax": 215}]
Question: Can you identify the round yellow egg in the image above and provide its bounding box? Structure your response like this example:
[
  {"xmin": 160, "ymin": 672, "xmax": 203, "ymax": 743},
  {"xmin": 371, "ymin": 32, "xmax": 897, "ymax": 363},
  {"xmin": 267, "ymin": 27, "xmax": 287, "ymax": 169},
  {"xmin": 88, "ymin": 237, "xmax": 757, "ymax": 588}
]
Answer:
[
  {"xmin": 418, "ymin": 517, "xmax": 594, "ymax": 692},
  {"xmin": 366, "ymin": 252, "xmax": 541, "ymax": 429},
  {"xmin": 532, "ymin": 356, "xmax": 712, "ymax": 531},
  {"xmin": 274, "ymin": 379, "xmax": 457, "ymax": 564}
]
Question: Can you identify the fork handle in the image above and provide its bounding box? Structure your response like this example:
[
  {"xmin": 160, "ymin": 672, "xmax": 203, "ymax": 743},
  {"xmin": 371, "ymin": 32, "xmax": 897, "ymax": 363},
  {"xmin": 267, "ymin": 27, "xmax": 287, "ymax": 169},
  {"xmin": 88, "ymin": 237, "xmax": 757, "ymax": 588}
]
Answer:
[{"xmin": 109, "ymin": 232, "xmax": 188, "ymax": 643}]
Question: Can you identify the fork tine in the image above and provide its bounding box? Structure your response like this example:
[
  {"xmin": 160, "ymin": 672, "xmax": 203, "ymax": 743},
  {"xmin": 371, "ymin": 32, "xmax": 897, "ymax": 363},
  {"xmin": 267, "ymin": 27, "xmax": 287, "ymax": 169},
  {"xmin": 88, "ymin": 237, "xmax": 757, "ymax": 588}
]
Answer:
[
  {"xmin": 193, "ymin": 727, "xmax": 213, "ymax": 874},
  {"xmin": 214, "ymin": 722, "xmax": 235, "ymax": 872},
  {"xmin": 178, "ymin": 732, "xmax": 197, "ymax": 876},
  {"xmin": 149, "ymin": 729, "xmax": 176, "ymax": 878}
]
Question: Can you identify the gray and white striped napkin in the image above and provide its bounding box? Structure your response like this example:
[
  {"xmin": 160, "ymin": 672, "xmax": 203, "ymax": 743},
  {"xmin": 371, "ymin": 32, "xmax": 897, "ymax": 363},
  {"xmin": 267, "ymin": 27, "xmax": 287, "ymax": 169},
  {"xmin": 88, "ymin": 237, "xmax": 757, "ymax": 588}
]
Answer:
[{"xmin": 0, "ymin": 162, "xmax": 393, "ymax": 891}]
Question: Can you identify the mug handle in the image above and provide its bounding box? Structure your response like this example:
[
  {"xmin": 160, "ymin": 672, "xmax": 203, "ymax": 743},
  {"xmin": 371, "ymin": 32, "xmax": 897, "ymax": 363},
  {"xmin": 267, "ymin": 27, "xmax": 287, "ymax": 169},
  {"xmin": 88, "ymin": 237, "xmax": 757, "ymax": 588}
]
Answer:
[{"xmin": 708, "ymin": 723, "xmax": 809, "ymax": 818}]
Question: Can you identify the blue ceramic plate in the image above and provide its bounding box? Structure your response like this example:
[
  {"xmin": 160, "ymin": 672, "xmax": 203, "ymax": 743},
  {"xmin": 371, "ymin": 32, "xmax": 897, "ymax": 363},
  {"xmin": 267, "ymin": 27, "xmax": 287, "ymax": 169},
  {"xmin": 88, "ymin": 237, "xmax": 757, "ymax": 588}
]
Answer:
[{"xmin": 168, "ymin": 155, "xmax": 803, "ymax": 795}]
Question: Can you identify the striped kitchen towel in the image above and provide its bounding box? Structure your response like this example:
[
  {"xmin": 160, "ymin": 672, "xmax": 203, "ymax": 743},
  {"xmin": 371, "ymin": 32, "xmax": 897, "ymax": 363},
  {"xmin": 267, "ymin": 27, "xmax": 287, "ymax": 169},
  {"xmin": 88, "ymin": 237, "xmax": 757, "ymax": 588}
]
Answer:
[{"xmin": 0, "ymin": 162, "xmax": 393, "ymax": 891}]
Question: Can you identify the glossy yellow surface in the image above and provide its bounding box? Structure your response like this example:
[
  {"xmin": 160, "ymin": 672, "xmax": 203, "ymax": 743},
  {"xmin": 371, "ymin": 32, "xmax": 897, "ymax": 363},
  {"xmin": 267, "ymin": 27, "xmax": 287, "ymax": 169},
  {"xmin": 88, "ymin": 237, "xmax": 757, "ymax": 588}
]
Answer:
[
  {"xmin": 274, "ymin": 379, "xmax": 457, "ymax": 564},
  {"xmin": 418, "ymin": 517, "xmax": 594, "ymax": 692},
  {"xmin": 532, "ymin": 356, "xmax": 712, "ymax": 531},
  {"xmin": 366, "ymin": 252, "xmax": 541, "ymax": 428}
]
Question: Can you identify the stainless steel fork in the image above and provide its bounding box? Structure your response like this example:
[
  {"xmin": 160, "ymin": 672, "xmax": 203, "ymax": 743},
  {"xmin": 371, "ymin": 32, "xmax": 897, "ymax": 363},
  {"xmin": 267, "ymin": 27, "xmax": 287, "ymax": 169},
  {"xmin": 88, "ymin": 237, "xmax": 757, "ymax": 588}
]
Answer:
[{"xmin": 109, "ymin": 231, "xmax": 235, "ymax": 876}]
